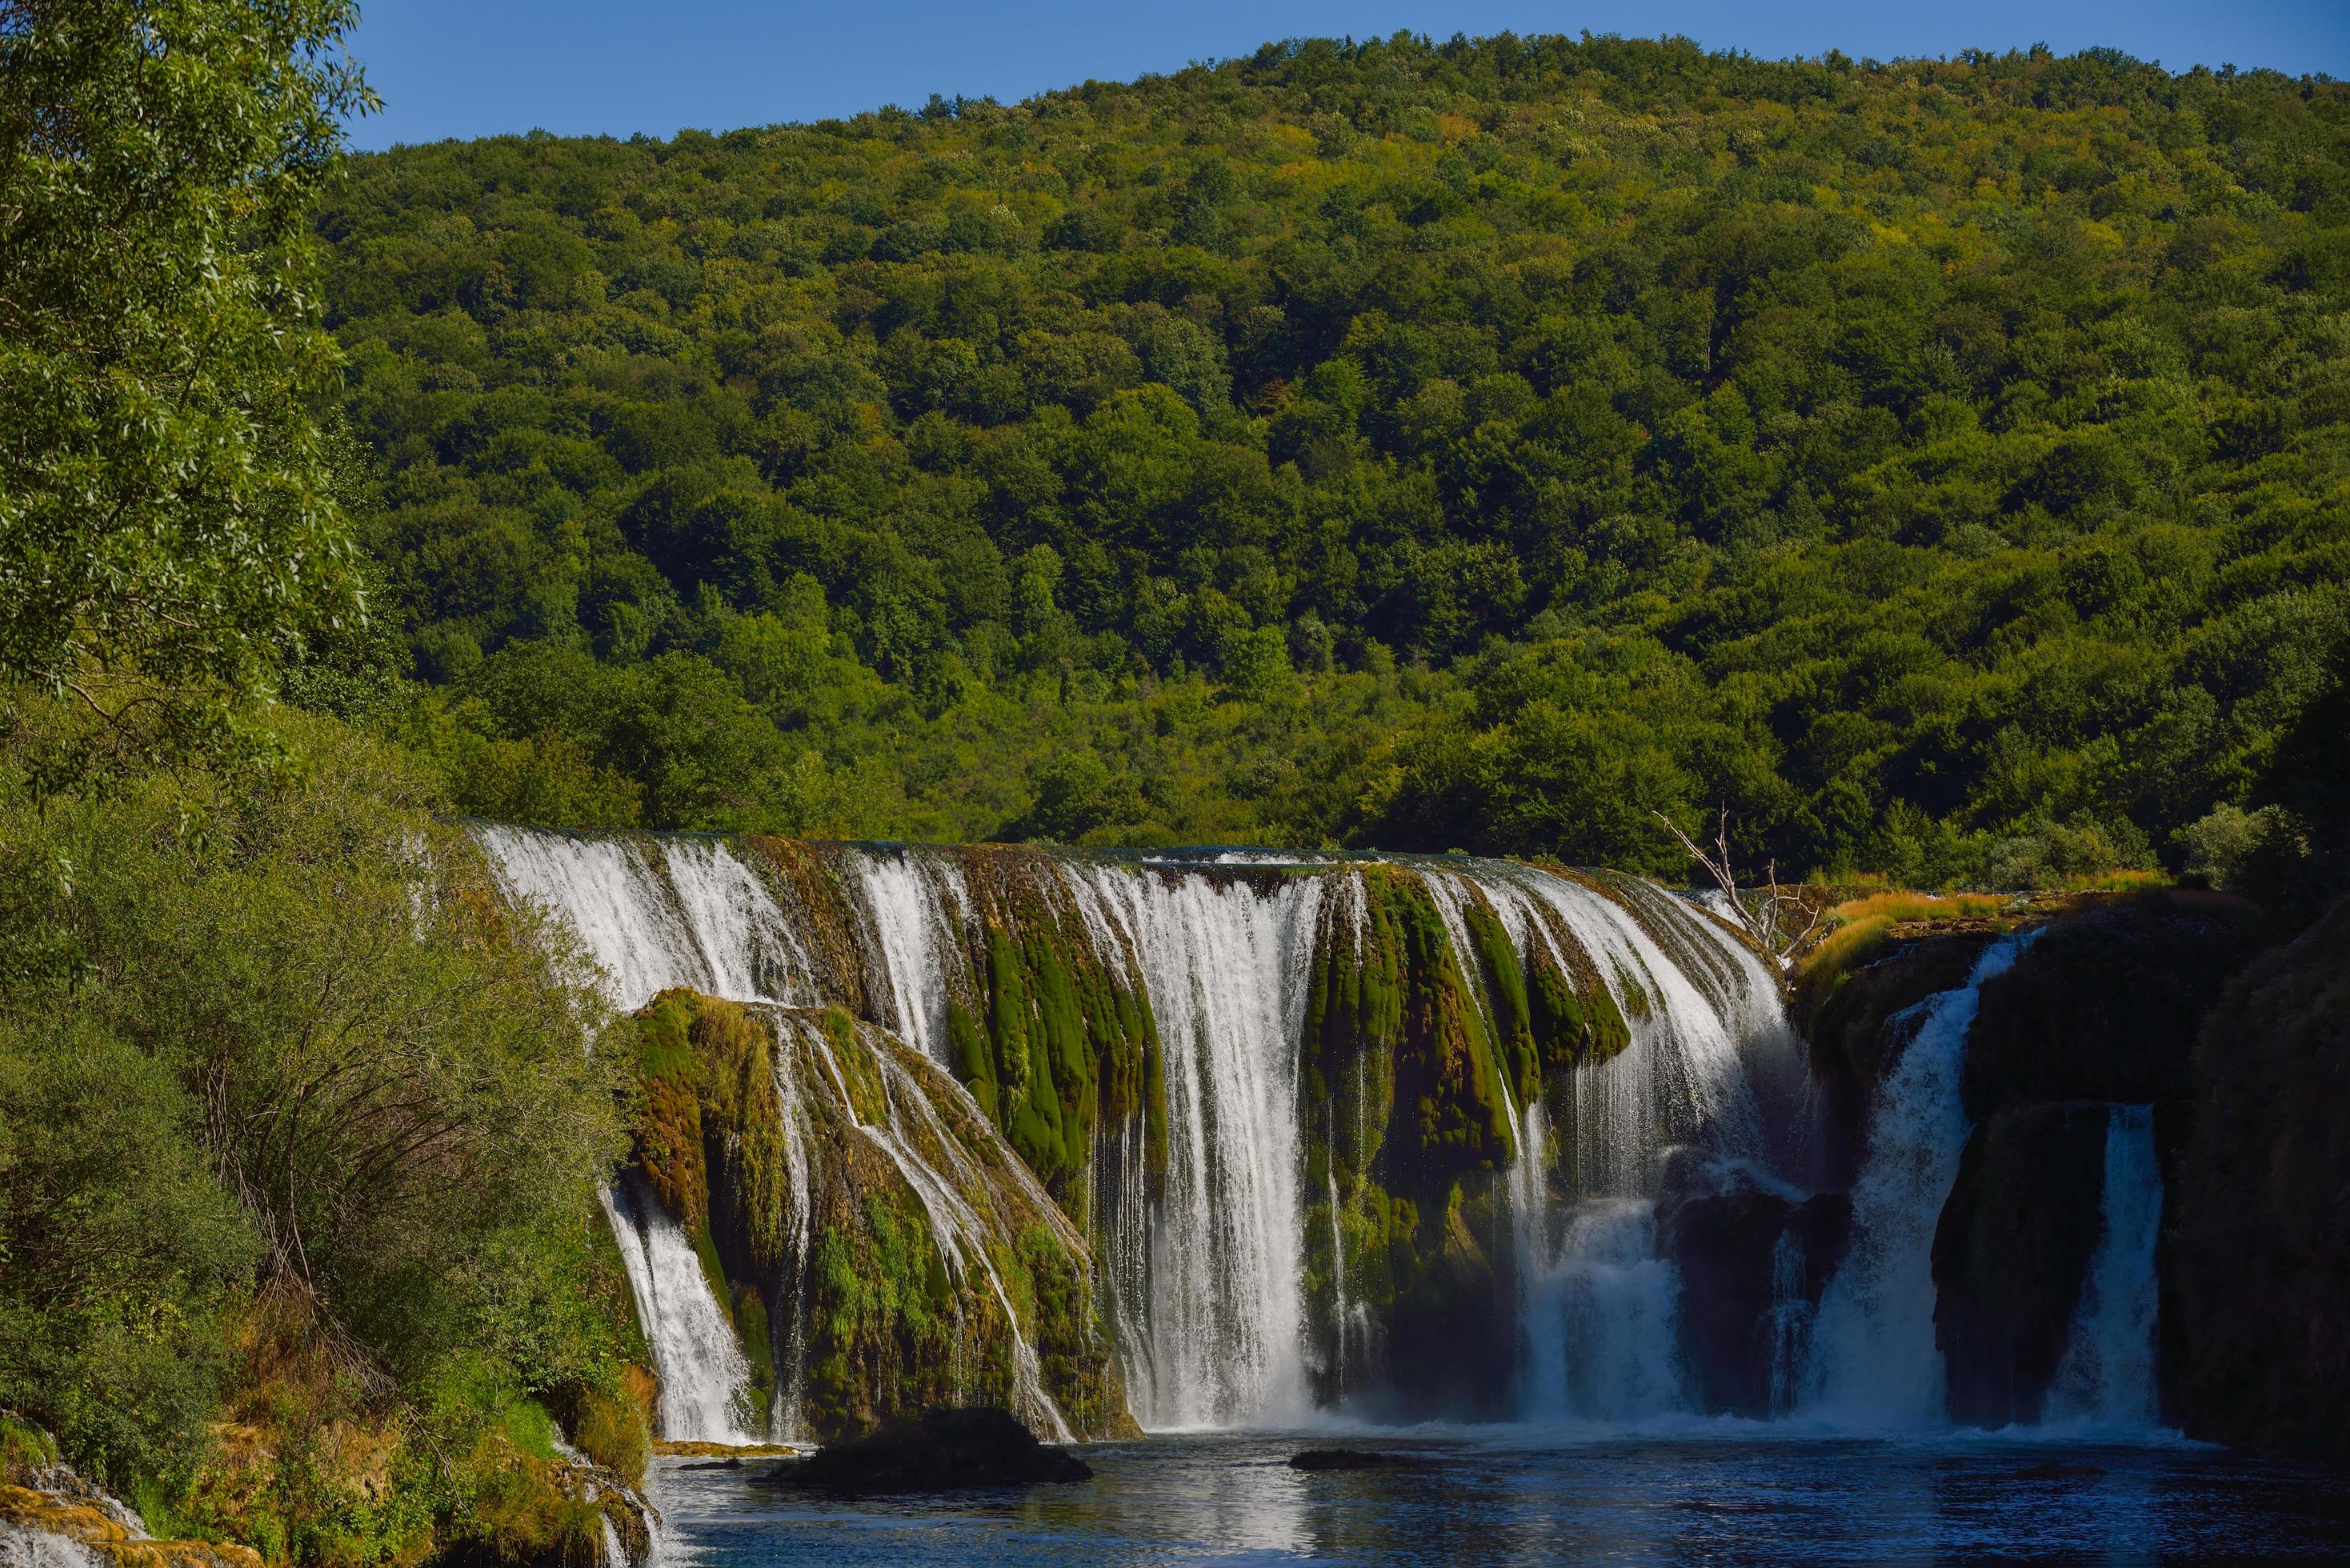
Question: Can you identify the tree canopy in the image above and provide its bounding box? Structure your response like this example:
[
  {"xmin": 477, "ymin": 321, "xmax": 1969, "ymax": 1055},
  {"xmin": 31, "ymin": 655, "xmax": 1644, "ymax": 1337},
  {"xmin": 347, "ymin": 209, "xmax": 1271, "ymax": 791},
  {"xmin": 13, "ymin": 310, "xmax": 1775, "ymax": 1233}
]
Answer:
[
  {"xmin": 0, "ymin": 0, "xmax": 372, "ymax": 766},
  {"xmin": 329, "ymin": 34, "xmax": 2349, "ymax": 880}
]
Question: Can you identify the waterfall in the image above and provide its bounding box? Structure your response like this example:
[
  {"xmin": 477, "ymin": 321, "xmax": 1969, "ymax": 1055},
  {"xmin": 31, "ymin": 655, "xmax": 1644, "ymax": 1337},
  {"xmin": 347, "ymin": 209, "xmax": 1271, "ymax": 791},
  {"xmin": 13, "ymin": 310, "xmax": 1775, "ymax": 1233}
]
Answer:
[
  {"xmin": 1478, "ymin": 867, "xmax": 1787, "ymax": 1422},
  {"xmin": 1545, "ymin": 1200, "xmax": 1685, "ymax": 1420},
  {"xmin": 1069, "ymin": 865, "xmax": 1324, "ymax": 1430},
  {"xmin": 847, "ymin": 847, "xmax": 971, "ymax": 1065},
  {"xmin": 1805, "ymin": 933, "xmax": 2032, "ymax": 1425},
  {"xmin": 2046, "ymin": 1105, "xmax": 2164, "ymax": 1430},
  {"xmin": 599, "ymin": 1182, "xmax": 755, "ymax": 1443},
  {"xmin": 1763, "ymin": 1229, "xmax": 1814, "ymax": 1417},
  {"xmin": 474, "ymin": 826, "xmax": 816, "ymax": 1007},
  {"xmin": 475, "ymin": 825, "xmax": 1840, "ymax": 1437},
  {"xmin": 1474, "ymin": 865, "xmax": 1780, "ymax": 1194}
]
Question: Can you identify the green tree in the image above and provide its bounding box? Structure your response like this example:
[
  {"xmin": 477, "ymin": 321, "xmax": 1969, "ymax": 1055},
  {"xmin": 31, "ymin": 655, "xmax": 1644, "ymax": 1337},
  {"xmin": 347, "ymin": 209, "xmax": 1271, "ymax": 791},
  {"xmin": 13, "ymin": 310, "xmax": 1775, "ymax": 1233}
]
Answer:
[{"xmin": 0, "ymin": 0, "xmax": 374, "ymax": 766}]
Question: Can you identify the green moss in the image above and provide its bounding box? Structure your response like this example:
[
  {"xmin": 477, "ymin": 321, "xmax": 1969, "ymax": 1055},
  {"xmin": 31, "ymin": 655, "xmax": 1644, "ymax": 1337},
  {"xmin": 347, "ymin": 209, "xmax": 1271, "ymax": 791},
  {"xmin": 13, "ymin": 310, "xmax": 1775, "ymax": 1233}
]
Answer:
[
  {"xmin": 1526, "ymin": 940, "xmax": 1631, "ymax": 1072},
  {"xmin": 948, "ymin": 854, "xmax": 1166, "ymax": 1214},
  {"xmin": 1299, "ymin": 867, "xmax": 1534, "ymax": 1410},
  {"xmin": 947, "ymin": 998, "xmax": 998, "ymax": 1119},
  {"xmin": 630, "ymin": 983, "xmax": 1131, "ymax": 1443},
  {"xmin": 0, "ymin": 1416, "xmax": 58, "ymax": 1491}
]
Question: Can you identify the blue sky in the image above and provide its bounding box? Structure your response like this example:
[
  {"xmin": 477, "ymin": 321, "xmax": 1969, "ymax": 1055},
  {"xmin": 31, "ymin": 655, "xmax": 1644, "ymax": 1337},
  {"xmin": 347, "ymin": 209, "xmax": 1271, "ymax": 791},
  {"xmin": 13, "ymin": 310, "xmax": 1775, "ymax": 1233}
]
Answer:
[{"xmin": 344, "ymin": 0, "xmax": 2348, "ymax": 150}]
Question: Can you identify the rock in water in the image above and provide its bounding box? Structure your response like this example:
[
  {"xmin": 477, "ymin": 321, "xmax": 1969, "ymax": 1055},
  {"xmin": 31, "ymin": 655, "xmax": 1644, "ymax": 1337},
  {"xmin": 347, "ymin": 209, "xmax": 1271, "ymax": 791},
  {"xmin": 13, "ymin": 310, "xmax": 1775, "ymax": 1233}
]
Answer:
[
  {"xmin": 2004, "ymin": 1460, "xmax": 2108, "ymax": 1482},
  {"xmin": 1289, "ymin": 1450, "xmax": 1409, "ymax": 1471},
  {"xmin": 754, "ymin": 1409, "xmax": 1091, "ymax": 1493}
]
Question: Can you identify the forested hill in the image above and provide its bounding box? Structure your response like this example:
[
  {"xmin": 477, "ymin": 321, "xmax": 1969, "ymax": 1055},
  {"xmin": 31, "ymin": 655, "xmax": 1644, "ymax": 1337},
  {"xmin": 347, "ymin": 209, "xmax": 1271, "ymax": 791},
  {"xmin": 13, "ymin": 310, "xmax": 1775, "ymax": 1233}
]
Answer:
[{"xmin": 322, "ymin": 34, "xmax": 2350, "ymax": 885}]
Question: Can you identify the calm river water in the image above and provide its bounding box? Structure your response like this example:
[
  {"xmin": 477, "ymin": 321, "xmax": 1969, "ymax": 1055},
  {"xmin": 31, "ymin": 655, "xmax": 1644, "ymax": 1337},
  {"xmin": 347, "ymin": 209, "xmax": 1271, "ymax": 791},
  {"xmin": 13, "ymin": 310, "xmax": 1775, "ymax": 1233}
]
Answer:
[{"xmin": 648, "ymin": 1425, "xmax": 2350, "ymax": 1564}]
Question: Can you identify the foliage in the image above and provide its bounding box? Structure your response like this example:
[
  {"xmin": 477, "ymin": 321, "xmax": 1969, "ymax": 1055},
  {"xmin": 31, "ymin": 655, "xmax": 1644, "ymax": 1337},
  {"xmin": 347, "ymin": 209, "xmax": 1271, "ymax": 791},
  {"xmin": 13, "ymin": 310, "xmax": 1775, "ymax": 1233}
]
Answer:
[
  {"xmin": 0, "ymin": 695, "xmax": 641, "ymax": 1550},
  {"xmin": 318, "ymin": 37, "xmax": 2348, "ymax": 884},
  {"xmin": 0, "ymin": 0, "xmax": 374, "ymax": 772}
]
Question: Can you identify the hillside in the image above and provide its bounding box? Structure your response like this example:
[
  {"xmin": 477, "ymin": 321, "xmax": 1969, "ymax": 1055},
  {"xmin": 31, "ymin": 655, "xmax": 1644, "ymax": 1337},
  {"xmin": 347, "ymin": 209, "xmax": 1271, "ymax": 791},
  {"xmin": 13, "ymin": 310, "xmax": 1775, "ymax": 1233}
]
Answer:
[{"xmin": 321, "ymin": 35, "xmax": 2350, "ymax": 882}]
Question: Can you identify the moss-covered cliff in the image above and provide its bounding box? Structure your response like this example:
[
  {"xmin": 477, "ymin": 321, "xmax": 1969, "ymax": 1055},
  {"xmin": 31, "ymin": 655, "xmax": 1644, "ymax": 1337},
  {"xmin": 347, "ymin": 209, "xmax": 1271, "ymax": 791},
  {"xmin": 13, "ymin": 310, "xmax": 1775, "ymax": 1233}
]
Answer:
[
  {"xmin": 1296, "ymin": 866, "xmax": 1635, "ymax": 1413},
  {"xmin": 623, "ymin": 990, "xmax": 1131, "ymax": 1442}
]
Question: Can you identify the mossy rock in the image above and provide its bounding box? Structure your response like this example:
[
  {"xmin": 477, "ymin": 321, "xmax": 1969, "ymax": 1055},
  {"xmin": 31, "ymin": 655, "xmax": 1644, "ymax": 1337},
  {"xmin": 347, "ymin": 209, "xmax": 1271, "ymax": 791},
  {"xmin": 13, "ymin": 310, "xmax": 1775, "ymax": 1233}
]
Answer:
[
  {"xmin": 627, "ymin": 994, "xmax": 1132, "ymax": 1444},
  {"xmin": 927, "ymin": 848, "xmax": 1166, "ymax": 1222},
  {"xmin": 1964, "ymin": 893, "xmax": 2265, "ymax": 1123},
  {"xmin": 1931, "ymin": 1102, "xmax": 2112, "ymax": 1428}
]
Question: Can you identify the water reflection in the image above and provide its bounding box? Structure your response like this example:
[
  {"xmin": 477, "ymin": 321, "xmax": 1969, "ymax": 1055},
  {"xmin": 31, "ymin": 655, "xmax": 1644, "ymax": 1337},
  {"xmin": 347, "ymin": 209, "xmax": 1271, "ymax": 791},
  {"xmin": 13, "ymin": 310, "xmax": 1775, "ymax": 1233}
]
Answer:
[{"xmin": 651, "ymin": 1430, "xmax": 2350, "ymax": 1566}]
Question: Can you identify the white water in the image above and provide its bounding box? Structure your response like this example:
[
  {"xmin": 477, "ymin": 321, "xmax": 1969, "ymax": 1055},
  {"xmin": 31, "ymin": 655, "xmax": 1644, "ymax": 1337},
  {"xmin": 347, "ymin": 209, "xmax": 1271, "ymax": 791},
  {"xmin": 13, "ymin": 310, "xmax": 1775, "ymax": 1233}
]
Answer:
[
  {"xmin": 599, "ymin": 1184, "xmax": 755, "ymax": 1443},
  {"xmin": 1068, "ymin": 865, "xmax": 1325, "ymax": 1430},
  {"xmin": 1806, "ymin": 934, "xmax": 2032, "ymax": 1425},
  {"xmin": 474, "ymin": 827, "xmax": 815, "ymax": 1010},
  {"xmin": 851, "ymin": 849, "xmax": 971, "ymax": 1065},
  {"xmin": 1539, "ymin": 1199, "xmax": 1686, "ymax": 1420},
  {"xmin": 2047, "ymin": 1105, "xmax": 2164, "ymax": 1430}
]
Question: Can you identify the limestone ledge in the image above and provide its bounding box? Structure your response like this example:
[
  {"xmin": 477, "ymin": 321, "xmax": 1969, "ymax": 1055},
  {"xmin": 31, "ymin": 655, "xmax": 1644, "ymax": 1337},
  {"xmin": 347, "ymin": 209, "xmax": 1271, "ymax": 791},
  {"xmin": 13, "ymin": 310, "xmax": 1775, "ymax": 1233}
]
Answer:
[{"xmin": 0, "ymin": 1482, "xmax": 259, "ymax": 1568}]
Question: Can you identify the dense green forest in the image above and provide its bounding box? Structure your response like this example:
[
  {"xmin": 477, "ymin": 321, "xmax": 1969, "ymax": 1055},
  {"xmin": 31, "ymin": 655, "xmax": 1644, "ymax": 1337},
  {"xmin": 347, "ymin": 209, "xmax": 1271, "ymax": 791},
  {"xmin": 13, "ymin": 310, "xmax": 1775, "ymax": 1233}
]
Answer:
[{"xmin": 325, "ymin": 34, "xmax": 2350, "ymax": 884}]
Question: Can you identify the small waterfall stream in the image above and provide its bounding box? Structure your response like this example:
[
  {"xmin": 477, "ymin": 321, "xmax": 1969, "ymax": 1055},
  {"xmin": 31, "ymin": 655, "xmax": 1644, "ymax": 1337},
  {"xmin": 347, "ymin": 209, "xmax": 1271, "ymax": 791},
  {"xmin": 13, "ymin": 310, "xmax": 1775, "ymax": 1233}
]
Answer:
[
  {"xmin": 1806, "ymin": 934, "xmax": 2032, "ymax": 1424},
  {"xmin": 599, "ymin": 1182, "xmax": 755, "ymax": 1443},
  {"xmin": 2047, "ymin": 1105, "xmax": 2164, "ymax": 1429}
]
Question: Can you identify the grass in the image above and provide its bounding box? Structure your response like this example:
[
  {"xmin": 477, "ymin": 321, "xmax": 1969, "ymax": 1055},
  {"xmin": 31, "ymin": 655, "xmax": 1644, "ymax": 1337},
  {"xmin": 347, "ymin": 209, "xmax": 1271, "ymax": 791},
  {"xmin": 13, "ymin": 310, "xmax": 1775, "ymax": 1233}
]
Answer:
[
  {"xmin": 1792, "ymin": 890, "xmax": 2021, "ymax": 1019},
  {"xmin": 1830, "ymin": 890, "xmax": 2015, "ymax": 925}
]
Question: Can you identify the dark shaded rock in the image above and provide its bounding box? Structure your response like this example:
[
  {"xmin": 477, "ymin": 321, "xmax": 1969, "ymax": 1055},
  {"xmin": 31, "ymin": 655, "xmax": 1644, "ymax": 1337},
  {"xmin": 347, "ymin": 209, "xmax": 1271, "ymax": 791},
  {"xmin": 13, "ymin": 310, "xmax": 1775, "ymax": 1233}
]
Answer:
[
  {"xmin": 1932, "ymin": 1103, "xmax": 2112, "ymax": 1427},
  {"xmin": 751, "ymin": 1407, "xmax": 1091, "ymax": 1493},
  {"xmin": 2172, "ymin": 894, "xmax": 2350, "ymax": 1466},
  {"xmin": 677, "ymin": 1458, "xmax": 742, "ymax": 1471},
  {"xmin": 1655, "ymin": 1154, "xmax": 1851, "ymax": 1418},
  {"xmin": 1963, "ymin": 894, "xmax": 2264, "ymax": 1123},
  {"xmin": 1289, "ymin": 1449, "xmax": 1411, "ymax": 1471},
  {"xmin": 2004, "ymin": 1460, "xmax": 2107, "ymax": 1482}
]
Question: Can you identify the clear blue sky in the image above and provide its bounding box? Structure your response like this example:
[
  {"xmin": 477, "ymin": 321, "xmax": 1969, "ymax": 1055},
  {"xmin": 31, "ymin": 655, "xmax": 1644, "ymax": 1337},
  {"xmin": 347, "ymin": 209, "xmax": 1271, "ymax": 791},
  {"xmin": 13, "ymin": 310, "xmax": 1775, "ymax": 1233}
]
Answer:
[{"xmin": 345, "ymin": 0, "xmax": 2348, "ymax": 151}]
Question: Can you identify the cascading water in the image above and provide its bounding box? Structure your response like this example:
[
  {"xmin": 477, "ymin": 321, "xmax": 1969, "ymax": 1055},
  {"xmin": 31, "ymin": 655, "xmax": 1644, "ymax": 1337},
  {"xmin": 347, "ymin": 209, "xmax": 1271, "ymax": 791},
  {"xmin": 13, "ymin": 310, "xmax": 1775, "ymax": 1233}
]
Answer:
[
  {"xmin": 477, "ymin": 823, "xmax": 2166, "ymax": 1445},
  {"xmin": 1805, "ymin": 933, "xmax": 2033, "ymax": 1425},
  {"xmin": 849, "ymin": 849, "xmax": 971, "ymax": 1065},
  {"xmin": 2046, "ymin": 1105, "xmax": 2164, "ymax": 1430},
  {"xmin": 1459, "ymin": 864, "xmax": 1790, "ymax": 1422},
  {"xmin": 476, "ymin": 826, "xmax": 1089, "ymax": 1443},
  {"xmin": 1067, "ymin": 864, "xmax": 1324, "ymax": 1430},
  {"xmin": 600, "ymin": 1182, "xmax": 755, "ymax": 1443}
]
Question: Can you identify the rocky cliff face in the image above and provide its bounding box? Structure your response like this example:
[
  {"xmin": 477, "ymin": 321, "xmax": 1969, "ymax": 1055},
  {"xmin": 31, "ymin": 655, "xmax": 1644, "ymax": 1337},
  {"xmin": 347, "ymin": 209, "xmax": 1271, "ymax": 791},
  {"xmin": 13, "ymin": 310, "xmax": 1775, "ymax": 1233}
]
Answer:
[
  {"xmin": 1930, "ymin": 1102, "xmax": 2114, "ymax": 1427},
  {"xmin": 624, "ymin": 991, "xmax": 1131, "ymax": 1442},
  {"xmin": 2170, "ymin": 894, "xmax": 2350, "ymax": 1464}
]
